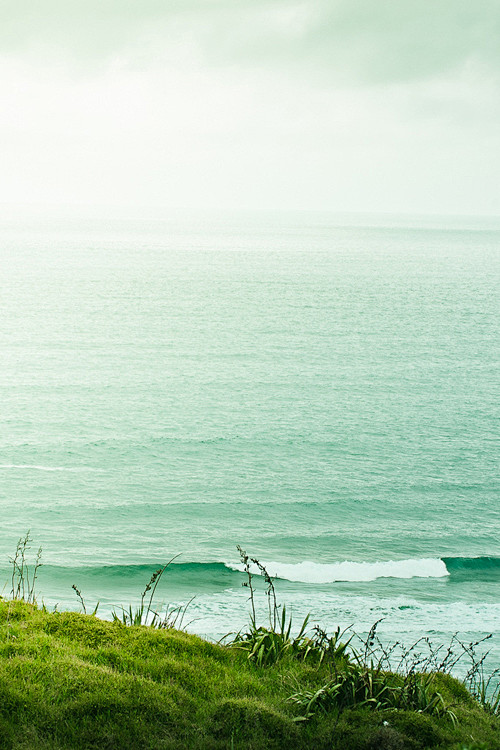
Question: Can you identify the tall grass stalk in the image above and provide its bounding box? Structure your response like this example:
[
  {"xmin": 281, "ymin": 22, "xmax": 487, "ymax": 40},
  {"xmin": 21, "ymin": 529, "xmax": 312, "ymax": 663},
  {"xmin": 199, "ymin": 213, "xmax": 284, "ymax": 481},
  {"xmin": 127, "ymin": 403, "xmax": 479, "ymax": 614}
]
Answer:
[
  {"xmin": 71, "ymin": 584, "xmax": 99, "ymax": 616},
  {"xmin": 9, "ymin": 531, "xmax": 42, "ymax": 604},
  {"xmin": 228, "ymin": 548, "xmax": 331, "ymax": 667},
  {"xmin": 111, "ymin": 554, "xmax": 194, "ymax": 629}
]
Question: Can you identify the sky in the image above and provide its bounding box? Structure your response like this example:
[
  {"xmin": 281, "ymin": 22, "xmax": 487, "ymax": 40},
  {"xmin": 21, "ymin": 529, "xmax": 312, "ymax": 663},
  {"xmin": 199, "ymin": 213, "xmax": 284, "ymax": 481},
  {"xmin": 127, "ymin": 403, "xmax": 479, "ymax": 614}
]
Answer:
[{"xmin": 1, "ymin": 1, "xmax": 500, "ymax": 217}]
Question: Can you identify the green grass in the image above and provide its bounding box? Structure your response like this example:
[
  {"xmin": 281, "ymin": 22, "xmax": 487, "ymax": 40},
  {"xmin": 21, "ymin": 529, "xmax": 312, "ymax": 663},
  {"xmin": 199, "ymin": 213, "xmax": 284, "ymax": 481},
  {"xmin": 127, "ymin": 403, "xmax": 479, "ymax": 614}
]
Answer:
[{"xmin": 0, "ymin": 598, "xmax": 499, "ymax": 750}]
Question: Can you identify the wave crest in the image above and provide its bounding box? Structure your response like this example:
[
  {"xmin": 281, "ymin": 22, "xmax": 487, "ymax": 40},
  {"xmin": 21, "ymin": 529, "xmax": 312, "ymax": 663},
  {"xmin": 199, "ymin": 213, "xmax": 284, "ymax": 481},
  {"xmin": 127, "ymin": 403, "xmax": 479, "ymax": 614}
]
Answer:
[
  {"xmin": 226, "ymin": 558, "xmax": 449, "ymax": 583},
  {"xmin": 10, "ymin": 557, "xmax": 497, "ymax": 586}
]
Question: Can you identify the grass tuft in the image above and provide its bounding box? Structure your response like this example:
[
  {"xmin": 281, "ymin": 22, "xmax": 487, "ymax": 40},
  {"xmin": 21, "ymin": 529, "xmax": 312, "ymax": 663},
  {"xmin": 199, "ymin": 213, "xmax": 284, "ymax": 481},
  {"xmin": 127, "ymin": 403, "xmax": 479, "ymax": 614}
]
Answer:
[{"xmin": 9, "ymin": 531, "xmax": 42, "ymax": 604}]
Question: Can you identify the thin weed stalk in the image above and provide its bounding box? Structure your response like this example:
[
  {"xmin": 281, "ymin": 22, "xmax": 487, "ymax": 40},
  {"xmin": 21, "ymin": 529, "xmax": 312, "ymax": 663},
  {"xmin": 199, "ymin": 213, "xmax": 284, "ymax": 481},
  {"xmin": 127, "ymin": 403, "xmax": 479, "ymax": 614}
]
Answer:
[
  {"xmin": 236, "ymin": 545, "xmax": 256, "ymax": 624},
  {"xmin": 9, "ymin": 531, "xmax": 42, "ymax": 605},
  {"xmin": 111, "ymin": 554, "xmax": 192, "ymax": 629},
  {"xmin": 72, "ymin": 584, "xmax": 99, "ymax": 616}
]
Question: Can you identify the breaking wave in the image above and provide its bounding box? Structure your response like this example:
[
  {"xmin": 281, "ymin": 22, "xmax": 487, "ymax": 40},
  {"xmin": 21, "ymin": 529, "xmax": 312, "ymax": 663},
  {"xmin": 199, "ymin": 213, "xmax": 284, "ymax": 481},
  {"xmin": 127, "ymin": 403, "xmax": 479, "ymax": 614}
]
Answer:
[
  {"xmin": 227, "ymin": 558, "xmax": 449, "ymax": 583},
  {"xmin": 3, "ymin": 557, "xmax": 497, "ymax": 589}
]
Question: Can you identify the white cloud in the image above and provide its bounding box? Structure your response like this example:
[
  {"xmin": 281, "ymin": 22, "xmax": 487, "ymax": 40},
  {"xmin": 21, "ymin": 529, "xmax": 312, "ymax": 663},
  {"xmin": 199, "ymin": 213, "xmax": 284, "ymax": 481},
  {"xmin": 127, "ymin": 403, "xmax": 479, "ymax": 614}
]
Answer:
[{"xmin": 0, "ymin": 2, "xmax": 499, "ymax": 215}]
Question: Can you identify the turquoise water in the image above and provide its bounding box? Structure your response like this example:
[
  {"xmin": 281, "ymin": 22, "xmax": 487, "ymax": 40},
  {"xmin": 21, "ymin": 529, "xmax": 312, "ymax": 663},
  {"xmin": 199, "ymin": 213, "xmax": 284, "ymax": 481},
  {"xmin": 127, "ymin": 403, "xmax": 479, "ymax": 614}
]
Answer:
[{"xmin": 1, "ymin": 214, "xmax": 499, "ymax": 670}]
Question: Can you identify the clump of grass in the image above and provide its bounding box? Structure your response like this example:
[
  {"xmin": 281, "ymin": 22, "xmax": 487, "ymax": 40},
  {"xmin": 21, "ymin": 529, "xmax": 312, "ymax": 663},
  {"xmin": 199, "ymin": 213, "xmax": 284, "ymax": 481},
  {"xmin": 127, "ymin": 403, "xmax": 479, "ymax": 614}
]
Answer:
[
  {"xmin": 229, "ymin": 546, "xmax": 313, "ymax": 666},
  {"xmin": 9, "ymin": 531, "xmax": 42, "ymax": 604},
  {"xmin": 110, "ymin": 555, "xmax": 193, "ymax": 630},
  {"xmin": 229, "ymin": 548, "xmax": 500, "ymax": 727},
  {"xmin": 228, "ymin": 546, "xmax": 350, "ymax": 668},
  {"xmin": 112, "ymin": 564, "xmax": 167, "ymax": 626},
  {"xmin": 288, "ymin": 620, "xmax": 500, "ymax": 725},
  {"xmin": 349, "ymin": 625, "xmax": 500, "ymax": 717},
  {"xmin": 230, "ymin": 604, "xmax": 313, "ymax": 667},
  {"xmin": 289, "ymin": 659, "xmax": 456, "ymax": 724},
  {"xmin": 288, "ymin": 620, "xmax": 459, "ymax": 724},
  {"xmin": 1, "ymin": 597, "xmax": 500, "ymax": 750}
]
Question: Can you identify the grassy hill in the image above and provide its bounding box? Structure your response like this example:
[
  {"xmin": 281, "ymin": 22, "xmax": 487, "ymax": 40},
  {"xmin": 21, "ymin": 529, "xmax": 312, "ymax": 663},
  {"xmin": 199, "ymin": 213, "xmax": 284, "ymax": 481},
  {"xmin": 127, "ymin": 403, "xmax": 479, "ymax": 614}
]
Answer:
[{"xmin": 0, "ymin": 597, "xmax": 499, "ymax": 750}]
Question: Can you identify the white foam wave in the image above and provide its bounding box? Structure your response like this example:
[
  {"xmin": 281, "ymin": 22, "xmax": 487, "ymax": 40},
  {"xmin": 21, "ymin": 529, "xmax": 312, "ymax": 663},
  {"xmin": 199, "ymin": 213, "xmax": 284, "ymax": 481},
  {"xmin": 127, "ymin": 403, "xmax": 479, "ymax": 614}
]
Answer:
[
  {"xmin": 0, "ymin": 464, "xmax": 104, "ymax": 473},
  {"xmin": 227, "ymin": 558, "xmax": 449, "ymax": 583}
]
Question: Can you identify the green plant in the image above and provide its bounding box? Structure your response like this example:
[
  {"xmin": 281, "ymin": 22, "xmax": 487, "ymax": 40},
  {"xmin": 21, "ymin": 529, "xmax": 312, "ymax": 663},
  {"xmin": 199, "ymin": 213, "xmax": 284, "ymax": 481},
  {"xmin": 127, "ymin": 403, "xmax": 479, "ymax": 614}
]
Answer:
[
  {"xmin": 289, "ymin": 661, "xmax": 457, "ymax": 724},
  {"xmin": 230, "ymin": 606, "xmax": 313, "ymax": 667},
  {"xmin": 228, "ymin": 547, "xmax": 351, "ymax": 668},
  {"xmin": 459, "ymin": 636, "xmax": 500, "ymax": 715},
  {"xmin": 229, "ymin": 547, "xmax": 310, "ymax": 666},
  {"xmin": 71, "ymin": 584, "xmax": 100, "ymax": 617},
  {"xmin": 353, "ymin": 626, "xmax": 500, "ymax": 718},
  {"xmin": 312, "ymin": 624, "xmax": 354, "ymax": 670},
  {"xmin": 230, "ymin": 551, "xmax": 463, "ymax": 724},
  {"xmin": 9, "ymin": 531, "xmax": 42, "ymax": 604},
  {"xmin": 112, "ymin": 560, "xmax": 172, "ymax": 626},
  {"xmin": 111, "ymin": 555, "xmax": 193, "ymax": 630}
]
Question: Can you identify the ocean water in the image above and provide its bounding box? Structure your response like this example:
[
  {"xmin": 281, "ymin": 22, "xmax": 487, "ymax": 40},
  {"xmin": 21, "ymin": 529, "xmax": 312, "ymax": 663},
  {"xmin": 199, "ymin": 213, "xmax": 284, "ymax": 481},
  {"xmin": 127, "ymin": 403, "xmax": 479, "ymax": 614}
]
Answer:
[{"xmin": 1, "ymin": 212, "xmax": 499, "ymax": 674}]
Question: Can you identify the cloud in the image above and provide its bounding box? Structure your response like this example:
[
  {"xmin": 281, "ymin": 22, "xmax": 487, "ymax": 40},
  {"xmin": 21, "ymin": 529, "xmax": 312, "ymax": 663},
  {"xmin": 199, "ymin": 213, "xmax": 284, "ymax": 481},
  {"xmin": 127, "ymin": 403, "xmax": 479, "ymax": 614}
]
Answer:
[
  {"xmin": 201, "ymin": 1, "xmax": 500, "ymax": 85},
  {"xmin": 1, "ymin": 2, "xmax": 499, "ymax": 216},
  {"xmin": 304, "ymin": 1, "xmax": 500, "ymax": 84},
  {"xmin": 1, "ymin": 1, "xmax": 500, "ymax": 84}
]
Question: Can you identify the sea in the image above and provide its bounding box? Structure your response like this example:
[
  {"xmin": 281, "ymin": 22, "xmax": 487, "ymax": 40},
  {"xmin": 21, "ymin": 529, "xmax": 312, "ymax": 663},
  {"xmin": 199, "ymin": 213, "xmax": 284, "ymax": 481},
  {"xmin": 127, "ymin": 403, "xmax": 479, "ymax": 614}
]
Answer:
[{"xmin": 1, "ymin": 210, "xmax": 499, "ymax": 678}]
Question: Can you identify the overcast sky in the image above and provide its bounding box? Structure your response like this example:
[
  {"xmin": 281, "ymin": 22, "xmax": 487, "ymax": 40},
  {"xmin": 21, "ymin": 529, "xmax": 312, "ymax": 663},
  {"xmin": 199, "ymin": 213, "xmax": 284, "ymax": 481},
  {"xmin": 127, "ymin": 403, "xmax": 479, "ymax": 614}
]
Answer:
[{"xmin": 1, "ymin": 1, "xmax": 499, "ymax": 217}]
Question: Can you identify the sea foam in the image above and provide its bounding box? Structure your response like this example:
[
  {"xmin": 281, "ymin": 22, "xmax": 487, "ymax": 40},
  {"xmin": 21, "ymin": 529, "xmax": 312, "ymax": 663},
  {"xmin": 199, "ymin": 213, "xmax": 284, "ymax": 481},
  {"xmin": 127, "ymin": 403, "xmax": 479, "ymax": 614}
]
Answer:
[{"xmin": 227, "ymin": 558, "xmax": 449, "ymax": 583}]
